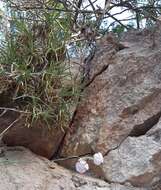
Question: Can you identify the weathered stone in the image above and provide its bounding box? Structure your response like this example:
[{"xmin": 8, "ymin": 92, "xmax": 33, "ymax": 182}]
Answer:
[
  {"xmin": 102, "ymin": 135, "xmax": 161, "ymax": 187},
  {"xmin": 0, "ymin": 113, "xmax": 64, "ymax": 159},
  {"xmin": 0, "ymin": 147, "xmax": 144, "ymax": 190},
  {"xmin": 101, "ymin": 117, "xmax": 161, "ymax": 188}
]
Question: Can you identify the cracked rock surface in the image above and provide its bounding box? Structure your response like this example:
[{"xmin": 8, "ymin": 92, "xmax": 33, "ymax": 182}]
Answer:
[
  {"xmin": 0, "ymin": 147, "xmax": 145, "ymax": 190},
  {"xmin": 59, "ymin": 23, "xmax": 161, "ymax": 188},
  {"xmin": 103, "ymin": 130, "xmax": 161, "ymax": 187}
]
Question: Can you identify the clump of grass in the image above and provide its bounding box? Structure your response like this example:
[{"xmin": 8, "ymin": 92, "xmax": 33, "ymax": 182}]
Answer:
[{"xmin": 0, "ymin": 9, "xmax": 80, "ymax": 130}]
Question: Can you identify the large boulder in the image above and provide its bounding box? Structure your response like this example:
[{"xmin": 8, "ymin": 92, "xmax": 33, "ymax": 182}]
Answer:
[
  {"xmin": 0, "ymin": 146, "xmax": 144, "ymax": 190},
  {"xmin": 59, "ymin": 23, "xmax": 161, "ymax": 187}
]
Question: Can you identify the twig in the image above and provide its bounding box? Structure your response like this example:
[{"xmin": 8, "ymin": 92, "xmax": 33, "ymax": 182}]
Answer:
[
  {"xmin": 0, "ymin": 107, "xmax": 30, "ymax": 114},
  {"xmin": 73, "ymin": 0, "xmax": 83, "ymax": 25},
  {"xmin": 0, "ymin": 110, "xmax": 7, "ymax": 117},
  {"xmin": 0, "ymin": 117, "xmax": 20, "ymax": 139},
  {"xmin": 52, "ymin": 153, "xmax": 91, "ymax": 162}
]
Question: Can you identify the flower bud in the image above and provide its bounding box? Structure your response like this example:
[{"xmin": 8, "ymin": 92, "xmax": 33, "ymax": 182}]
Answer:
[
  {"xmin": 75, "ymin": 158, "xmax": 89, "ymax": 174},
  {"xmin": 93, "ymin": 152, "xmax": 104, "ymax": 165}
]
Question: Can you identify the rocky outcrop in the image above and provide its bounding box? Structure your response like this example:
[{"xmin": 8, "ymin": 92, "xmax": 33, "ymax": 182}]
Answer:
[
  {"xmin": 0, "ymin": 146, "xmax": 144, "ymax": 190},
  {"xmin": 2, "ymin": 22, "xmax": 161, "ymax": 189},
  {"xmin": 59, "ymin": 23, "xmax": 161, "ymax": 188}
]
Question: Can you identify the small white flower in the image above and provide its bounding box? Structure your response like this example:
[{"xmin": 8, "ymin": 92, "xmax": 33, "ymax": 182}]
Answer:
[
  {"xmin": 75, "ymin": 158, "xmax": 89, "ymax": 174},
  {"xmin": 93, "ymin": 152, "xmax": 104, "ymax": 166}
]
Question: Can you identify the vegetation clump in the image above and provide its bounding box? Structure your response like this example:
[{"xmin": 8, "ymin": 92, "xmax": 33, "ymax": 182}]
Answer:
[{"xmin": 0, "ymin": 5, "xmax": 80, "ymax": 129}]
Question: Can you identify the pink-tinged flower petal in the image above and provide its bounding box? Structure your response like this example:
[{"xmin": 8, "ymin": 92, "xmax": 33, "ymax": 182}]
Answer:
[
  {"xmin": 75, "ymin": 158, "xmax": 89, "ymax": 173},
  {"xmin": 93, "ymin": 152, "xmax": 104, "ymax": 165}
]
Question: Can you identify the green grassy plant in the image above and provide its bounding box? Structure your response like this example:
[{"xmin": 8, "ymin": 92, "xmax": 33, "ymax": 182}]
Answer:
[{"xmin": 0, "ymin": 6, "xmax": 81, "ymax": 130}]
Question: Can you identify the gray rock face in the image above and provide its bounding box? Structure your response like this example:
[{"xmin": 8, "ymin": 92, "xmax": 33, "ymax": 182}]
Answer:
[
  {"xmin": 59, "ymin": 23, "xmax": 161, "ymax": 188},
  {"xmin": 102, "ymin": 117, "xmax": 161, "ymax": 188},
  {"xmin": 0, "ymin": 147, "xmax": 144, "ymax": 190},
  {"xmin": 103, "ymin": 135, "xmax": 161, "ymax": 187}
]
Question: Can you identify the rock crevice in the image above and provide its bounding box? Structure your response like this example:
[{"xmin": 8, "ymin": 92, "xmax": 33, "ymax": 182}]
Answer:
[{"xmin": 129, "ymin": 111, "xmax": 161, "ymax": 137}]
